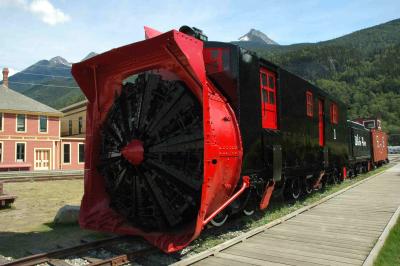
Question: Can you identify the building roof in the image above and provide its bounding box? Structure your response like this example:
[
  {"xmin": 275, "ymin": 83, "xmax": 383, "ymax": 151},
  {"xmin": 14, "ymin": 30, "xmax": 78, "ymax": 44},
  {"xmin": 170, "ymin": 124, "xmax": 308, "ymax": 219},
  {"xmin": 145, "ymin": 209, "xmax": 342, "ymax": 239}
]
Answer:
[
  {"xmin": 0, "ymin": 84, "xmax": 63, "ymax": 116},
  {"xmin": 59, "ymin": 99, "xmax": 88, "ymax": 113}
]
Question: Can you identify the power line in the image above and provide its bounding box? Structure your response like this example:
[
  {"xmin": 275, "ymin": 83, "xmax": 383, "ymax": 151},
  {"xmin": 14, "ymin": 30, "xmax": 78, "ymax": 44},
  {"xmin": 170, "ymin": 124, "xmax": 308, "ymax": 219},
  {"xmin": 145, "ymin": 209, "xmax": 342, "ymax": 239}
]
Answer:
[
  {"xmin": 15, "ymin": 72, "xmax": 73, "ymax": 79},
  {"xmin": 8, "ymin": 81, "xmax": 80, "ymax": 89}
]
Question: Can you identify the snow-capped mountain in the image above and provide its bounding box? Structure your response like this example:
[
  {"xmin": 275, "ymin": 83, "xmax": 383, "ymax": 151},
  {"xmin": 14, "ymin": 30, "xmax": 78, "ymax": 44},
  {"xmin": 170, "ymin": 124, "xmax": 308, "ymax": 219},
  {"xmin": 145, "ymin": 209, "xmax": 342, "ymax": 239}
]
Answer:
[
  {"xmin": 238, "ymin": 29, "xmax": 278, "ymax": 45},
  {"xmin": 49, "ymin": 56, "xmax": 72, "ymax": 66}
]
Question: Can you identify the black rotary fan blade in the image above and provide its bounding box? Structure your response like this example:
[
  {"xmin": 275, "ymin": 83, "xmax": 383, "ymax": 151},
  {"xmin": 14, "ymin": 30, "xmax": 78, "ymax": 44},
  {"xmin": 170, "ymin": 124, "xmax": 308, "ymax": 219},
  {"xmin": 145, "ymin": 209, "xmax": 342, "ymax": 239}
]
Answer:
[{"xmin": 98, "ymin": 73, "xmax": 203, "ymax": 232}]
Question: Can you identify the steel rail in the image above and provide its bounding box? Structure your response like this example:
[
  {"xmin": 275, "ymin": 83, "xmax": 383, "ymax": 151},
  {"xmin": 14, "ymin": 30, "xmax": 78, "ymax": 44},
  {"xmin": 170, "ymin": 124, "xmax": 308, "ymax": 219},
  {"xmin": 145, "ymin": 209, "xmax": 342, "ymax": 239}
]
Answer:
[{"xmin": 3, "ymin": 236, "xmax": 156, "ymax": 266}]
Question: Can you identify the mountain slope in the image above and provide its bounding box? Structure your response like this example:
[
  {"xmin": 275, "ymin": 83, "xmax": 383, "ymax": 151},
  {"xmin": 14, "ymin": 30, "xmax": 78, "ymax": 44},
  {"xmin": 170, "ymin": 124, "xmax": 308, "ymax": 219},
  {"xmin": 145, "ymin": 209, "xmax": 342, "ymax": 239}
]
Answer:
[
  {"xmin": 23, "ymin": 79, "xmax": 84, "ymax": 109},
  {"xmin": 4, "ymin": 56, "xmax": 86, "ymax": 109},
  {"xmin": 7, "ymin": 56, "xmax": 73, "ymax": 93}
]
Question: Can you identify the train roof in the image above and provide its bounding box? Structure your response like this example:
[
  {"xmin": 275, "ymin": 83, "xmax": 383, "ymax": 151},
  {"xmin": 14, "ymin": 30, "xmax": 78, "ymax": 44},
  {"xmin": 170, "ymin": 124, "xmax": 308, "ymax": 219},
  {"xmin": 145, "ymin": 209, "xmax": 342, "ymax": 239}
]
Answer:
[{"xmin": 347, "ymin": 120, "xmax": 370, "ymax": 130}]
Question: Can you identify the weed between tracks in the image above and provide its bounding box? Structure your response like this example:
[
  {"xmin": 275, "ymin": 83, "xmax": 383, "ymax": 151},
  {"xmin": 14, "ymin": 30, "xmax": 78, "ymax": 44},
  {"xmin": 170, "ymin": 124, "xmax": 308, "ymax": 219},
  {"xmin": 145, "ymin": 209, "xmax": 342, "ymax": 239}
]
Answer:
[{"xmin": 182, "ymin": 164, "xmax": 393, "ymax": 256}]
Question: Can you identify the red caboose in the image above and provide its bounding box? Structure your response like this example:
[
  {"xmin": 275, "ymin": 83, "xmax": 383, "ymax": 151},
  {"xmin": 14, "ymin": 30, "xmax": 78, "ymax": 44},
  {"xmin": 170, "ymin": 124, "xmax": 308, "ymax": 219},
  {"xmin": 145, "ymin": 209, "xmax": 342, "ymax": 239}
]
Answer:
[{"xmin": 354, "ymin": 118, "xmax": 389, "ymax": 166}]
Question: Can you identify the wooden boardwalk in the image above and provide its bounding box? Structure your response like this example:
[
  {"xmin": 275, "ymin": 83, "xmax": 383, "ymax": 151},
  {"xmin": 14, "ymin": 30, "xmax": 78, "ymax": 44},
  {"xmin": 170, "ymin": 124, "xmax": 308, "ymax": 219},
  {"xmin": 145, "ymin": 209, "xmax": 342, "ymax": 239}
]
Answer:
[{"xmin": 176, "ymin": 163, "xmax": 400, "ymax": 266}]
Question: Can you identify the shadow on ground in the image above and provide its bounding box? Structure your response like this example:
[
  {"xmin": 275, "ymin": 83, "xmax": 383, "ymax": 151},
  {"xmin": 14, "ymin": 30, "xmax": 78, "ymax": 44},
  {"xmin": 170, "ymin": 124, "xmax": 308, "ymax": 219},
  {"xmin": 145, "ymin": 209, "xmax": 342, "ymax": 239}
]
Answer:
[{"xmin": 0, "ymin": 222, "xmax": 112, "ymax": 259}]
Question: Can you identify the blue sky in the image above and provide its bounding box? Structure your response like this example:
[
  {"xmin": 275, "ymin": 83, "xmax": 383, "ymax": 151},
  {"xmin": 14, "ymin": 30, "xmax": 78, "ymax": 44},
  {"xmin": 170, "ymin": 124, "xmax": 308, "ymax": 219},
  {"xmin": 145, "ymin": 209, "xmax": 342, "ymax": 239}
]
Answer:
[{"xmin": 0, "ymin": 0, "xmax": 399, "ymax": 74}]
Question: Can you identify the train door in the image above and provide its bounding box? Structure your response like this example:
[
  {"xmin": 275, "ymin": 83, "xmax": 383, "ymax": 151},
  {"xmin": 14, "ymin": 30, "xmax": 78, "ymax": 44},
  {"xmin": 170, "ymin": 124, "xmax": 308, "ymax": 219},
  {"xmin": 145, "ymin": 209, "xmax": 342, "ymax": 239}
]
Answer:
[
  {"xmin": 318, "ymin": 99, "xmax": 325, "ymax": 146},
  {"xmin": 260, "ymin": 68, "xmax": 277, "ymax": 129}
]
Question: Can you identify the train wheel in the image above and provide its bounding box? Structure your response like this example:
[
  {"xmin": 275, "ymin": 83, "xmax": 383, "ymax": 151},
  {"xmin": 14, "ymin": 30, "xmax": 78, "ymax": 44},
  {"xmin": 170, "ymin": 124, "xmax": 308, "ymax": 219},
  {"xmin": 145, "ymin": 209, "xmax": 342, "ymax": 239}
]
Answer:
[
  {"xmin": 284, "ymin": 177, "xmax": 301, "ymax": 201},
  {"xmin": 332, "ymin": 173, "xmax": 340, "ymax": 184},
  {"xmin": 211, "ymin": 212, "xmax": 229, "ymax": 227},
  {"xmin": 303, "ymin": 178, "xmax": 313, "ymax": 194},
  {"xmin": 243, "ymin": 206, "xmax": 255, "ymax": 216}
]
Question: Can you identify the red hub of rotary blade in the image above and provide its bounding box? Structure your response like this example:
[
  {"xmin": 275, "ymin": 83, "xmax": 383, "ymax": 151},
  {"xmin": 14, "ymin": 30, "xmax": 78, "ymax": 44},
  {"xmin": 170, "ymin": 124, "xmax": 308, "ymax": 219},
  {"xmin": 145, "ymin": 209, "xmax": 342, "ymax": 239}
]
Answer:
[{"xmin": 121, "ymin": 139, "xmax": 144, "ymax": 166}]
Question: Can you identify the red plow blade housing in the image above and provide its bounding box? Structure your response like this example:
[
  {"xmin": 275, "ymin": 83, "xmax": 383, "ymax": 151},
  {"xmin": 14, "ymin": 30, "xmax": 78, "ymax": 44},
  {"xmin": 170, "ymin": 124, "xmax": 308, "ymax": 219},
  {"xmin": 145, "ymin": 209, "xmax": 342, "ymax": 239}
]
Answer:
[{"xmin": 72, "ymin": 29, "xmax": 243, "ymax": 252}]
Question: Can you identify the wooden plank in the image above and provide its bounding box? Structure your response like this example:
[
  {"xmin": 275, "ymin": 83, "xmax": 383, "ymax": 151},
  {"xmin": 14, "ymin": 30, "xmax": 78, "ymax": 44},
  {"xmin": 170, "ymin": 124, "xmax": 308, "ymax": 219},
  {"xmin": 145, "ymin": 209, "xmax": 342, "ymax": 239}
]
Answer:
[
  {"xmin": 266, "ymin": 227, "xmax": 375, "ymax": 244},
  {"xmin": 274, "ymin": 223, "xmax": 380, "ymax": 239},
  {"xmin": 256, "ymin": 231, "xmax": 374, "ymax": 249},
  {"xmin": 291, "ymin": 215, "xmax": 387, "ymax": 224},
  {"xmin": 194, "ymin": 257, "xmax": 245, "ymax": 266},
  {"xmin": 247, "ymin": 237, "xmax": 367, "ymax": 259},
  {"xmin": 293, "ymin": 213, "xmax": 389, "ymax": 226},
  {"xmin": 253, "ymin": 232, "xmax": 372, "ymax": 252},
  {"xmin": 225, "ymin": 241, "xmax": 364, "ymax": 265},
  {"xmin": 215, "ymin": 253, "xmax": 286, "ymax": 266},
  {"xmin": 308, "ymin": 209, "xmax": 395, "ymax": 218},
  {"xmin": 224, "ymin": 248, "xmax": 323, "ymax": 266},
  {"xmin": 225, "ymin": 245, "xmax": 352, "ymax": 266},
  {"xmin": 363, "ymin": 206, "xmax": 400, "ymax": 265},
  {"xmin": 274, "ymin": 225, "xmax": 379, "ymax": 240},
  {"xmin": 286, "ymin": 219, "xmax": 384, "ymax": 233}
]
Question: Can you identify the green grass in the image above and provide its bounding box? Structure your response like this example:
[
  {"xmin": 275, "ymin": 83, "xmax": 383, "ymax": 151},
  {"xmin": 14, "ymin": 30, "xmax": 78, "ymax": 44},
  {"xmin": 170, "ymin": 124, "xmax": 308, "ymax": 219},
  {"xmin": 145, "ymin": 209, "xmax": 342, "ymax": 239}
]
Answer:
[
  {"xmin": 186, "ymin": 164, "xmax": 393, "ymax": 254},
  {"xmin": 0, "ymin": 179, "xmax": 111, "ymax": 258},
  {"xmin": 374, "ymin": 216, "xmax": 400, "ymax": 266}
]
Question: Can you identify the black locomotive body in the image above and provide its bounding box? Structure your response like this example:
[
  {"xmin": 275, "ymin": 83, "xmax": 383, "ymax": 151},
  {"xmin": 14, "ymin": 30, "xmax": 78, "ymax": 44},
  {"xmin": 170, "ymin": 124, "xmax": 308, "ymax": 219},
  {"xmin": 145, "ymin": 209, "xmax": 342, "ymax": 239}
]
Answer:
[
  {"xmin": 347, "ymin": 120, "xmax": 372, "ymax": 176},
  {"xmin": 204, "ymin": 42, "xmax": 348, "ymax": 201}
]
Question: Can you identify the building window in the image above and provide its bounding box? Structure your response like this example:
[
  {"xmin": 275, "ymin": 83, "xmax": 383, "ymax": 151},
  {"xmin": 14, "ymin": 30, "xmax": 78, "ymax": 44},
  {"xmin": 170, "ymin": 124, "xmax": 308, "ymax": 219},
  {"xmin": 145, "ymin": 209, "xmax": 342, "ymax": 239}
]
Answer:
[
  {"xmin": 78, "ymin": 143, "xmax": 85, "ymax": 163},
  {"xmin": 63, "ymin": 143, "xmax": 71, "ymax": 164},
  {"xmin": 16, "ymin": 143, "xmax": 25, "ymax": 162},
  {"xmin": 78, "ymin": 117, "xmax": 83, "ymax": 134},
  {"xmin": 68, "ymin": 120, "xmax": 72, "ymax": 135},
  {"xmin": 39, "ymin": 115, "xmax": 47, "ymax": 133},
  {"xmin": 306, "ymin": 91, "xmax": 313, "ymax": 117},
  {"xmin": 0, "ymin": 142, "xmax": 3, "ymax": 162},
  {"xmin": 0, "ymin": 113, "xmax": 3, "ymax": 131},
  {"xmin": 330, "ymin": 103, "xmax": 338, "ymax": 124},
  {"xmin": 17, "ymin": 114, "xmax": 26, "ymax": 132}
]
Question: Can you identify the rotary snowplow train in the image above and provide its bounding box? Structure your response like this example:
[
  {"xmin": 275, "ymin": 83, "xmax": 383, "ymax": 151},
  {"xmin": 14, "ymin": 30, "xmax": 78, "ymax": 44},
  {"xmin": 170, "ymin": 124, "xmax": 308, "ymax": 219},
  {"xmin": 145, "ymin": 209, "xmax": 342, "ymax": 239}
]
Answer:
[{"xmin": 71, "ymin": 26, "xmax": 389, "ymax": 253}]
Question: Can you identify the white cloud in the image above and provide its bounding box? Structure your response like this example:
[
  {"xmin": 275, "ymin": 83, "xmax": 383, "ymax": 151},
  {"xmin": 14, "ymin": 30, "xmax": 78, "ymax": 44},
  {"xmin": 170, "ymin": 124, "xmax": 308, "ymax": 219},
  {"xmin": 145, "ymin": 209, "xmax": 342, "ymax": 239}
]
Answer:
[
  {"xmin": 8, "ymin": 68, "xmax": 19, "ymax": 77},
  {"xmin": 0, "ymin": 0, "xmax": 26, "ymax": 8},
  {"xmin": 29, "ymin": 0, "xmax": 70, "ymax": 25},
  {"xmin": 0, "ymin": 0, "xmax": 70, "ymax": 26}
]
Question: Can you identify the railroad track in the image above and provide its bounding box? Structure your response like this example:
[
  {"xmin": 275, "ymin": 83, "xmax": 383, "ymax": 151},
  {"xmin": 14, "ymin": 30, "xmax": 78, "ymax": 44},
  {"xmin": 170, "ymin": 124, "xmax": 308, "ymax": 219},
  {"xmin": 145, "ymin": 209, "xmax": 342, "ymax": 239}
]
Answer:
[
  {"xmin": 0, "ymin": 175, "xmax": 83, "ymax": 183},
  {"xmin": 2, "ymin": 236, "xmax": 157, "ymax": 266}
]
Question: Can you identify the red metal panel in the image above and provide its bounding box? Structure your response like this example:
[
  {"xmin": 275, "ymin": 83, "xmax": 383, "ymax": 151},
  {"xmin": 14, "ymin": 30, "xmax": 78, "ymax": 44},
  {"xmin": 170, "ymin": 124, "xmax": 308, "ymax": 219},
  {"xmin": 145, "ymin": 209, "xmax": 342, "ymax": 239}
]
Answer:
[
  {"xmin": 371, "ymin": 129, "xmax": 388, "ymax": 163},
  {"xmin": 71, "ymin": 29, "xmax": 243, "ymax": 253},
  {"xmin": 318, "ymin": 99, "xmax": 324, "ymax": 147},
  {"xmin": 259, "ymin": 68, "xmax": 277, "ymax": 129},
  {"xmin": 203, "ymin": 47, "xmax": 230, "ymax": 74},
  {"xmin": 144, "ymin": 26, "xmax": 162, "ymax": 39},
  {"xmin": 259, "ymin": 181, "xmax": 275, "ymax": 210}
]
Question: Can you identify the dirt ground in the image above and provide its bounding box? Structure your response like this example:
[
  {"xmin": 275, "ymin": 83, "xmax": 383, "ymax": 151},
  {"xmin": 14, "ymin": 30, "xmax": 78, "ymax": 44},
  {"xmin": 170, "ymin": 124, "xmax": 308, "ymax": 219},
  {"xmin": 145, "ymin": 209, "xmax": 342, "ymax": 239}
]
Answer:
[{"xmin": 0, "ymin": 180, "xmax": 110, "ymax": 259}]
